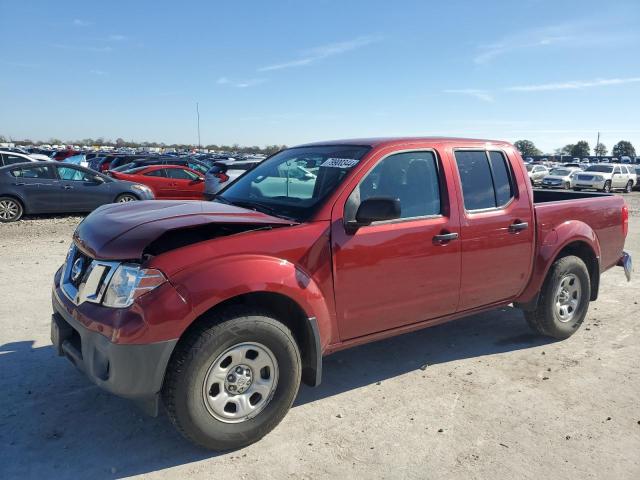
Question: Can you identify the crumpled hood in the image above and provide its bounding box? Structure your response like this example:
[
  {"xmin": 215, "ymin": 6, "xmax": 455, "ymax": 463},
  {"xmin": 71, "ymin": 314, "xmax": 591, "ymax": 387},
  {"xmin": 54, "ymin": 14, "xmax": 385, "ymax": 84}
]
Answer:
[{"xmin": 74, "ymin": 200, "xmax": 296, "ymax": 260}]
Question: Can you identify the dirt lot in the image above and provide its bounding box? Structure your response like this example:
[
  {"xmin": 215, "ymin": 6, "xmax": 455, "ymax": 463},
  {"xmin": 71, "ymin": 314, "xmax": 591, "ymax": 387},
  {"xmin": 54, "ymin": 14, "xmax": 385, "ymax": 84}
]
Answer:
[{"xmin": 1, "ymin": 194, "xmax": 639, "ymax": 480}]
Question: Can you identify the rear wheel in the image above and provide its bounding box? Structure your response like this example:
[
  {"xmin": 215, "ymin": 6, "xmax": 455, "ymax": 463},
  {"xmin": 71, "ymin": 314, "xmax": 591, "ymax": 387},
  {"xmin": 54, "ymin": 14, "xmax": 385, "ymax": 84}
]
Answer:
[
  {"xmin": 115, "ymin": 193, "xmax": 138, "ymax": 203},
  {"xmin": 163, "ymin": 307, "xmax": 301, "ymax": 450},
  {"xmin": 524, "ymin": 255, "xmax": 590, "ymax": 339},
  {"xmin": 564, "ymin": 181, "xmax": 571, "ymax": 189},
  {"xmin": 625, "ymin": 180, "xmax": 633, "ymax": 193},
  {"xmin": 0, "ymin": 197, "xmax": 24, "ymax": 222},
  {"xmin": 602, "ymin": 180, "xmax": 612, "ymax": 193}
]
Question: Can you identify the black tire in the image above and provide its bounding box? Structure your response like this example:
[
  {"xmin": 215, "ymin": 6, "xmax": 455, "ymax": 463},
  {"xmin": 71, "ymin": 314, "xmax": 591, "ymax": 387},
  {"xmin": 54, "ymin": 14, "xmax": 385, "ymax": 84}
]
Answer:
[
  {"xmin": 524, "ymin": 255, "xmax": 590, "ymax": 340},
  {"xmin": 602, "ymin": 180, "xmax": 612, "ymax": 193},
  {"xmin": 564, "ymin": 181, "xmax": 571, "ymax": 189},
  {"xmin": 163, "ymin": 306, "xmax": 301, "ymax": 450},
  {"xmin": 625, "ymin": 180, "xmax": 633, "ymax": 193},
  {"xmin": 0, "ymin": 196, "xmax": 24, "ymax": 222},
  {"xmin": 114, "ymin": 193, "xmax": 139, "ymax": 203}
]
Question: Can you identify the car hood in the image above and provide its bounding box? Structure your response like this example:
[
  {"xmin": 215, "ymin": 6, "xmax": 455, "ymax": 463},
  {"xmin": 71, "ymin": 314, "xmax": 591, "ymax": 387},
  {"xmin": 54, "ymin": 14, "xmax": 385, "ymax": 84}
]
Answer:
[{"xmin": 74, "ymin": 200, "xmax": 296, "ymax": 260}]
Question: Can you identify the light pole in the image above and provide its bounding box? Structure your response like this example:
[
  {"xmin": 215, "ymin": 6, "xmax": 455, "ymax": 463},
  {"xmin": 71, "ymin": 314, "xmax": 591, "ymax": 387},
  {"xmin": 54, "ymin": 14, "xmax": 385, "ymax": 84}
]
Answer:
[{"xmin": 196, "ymin": 102, "xmax": 201, "ymax": 151}]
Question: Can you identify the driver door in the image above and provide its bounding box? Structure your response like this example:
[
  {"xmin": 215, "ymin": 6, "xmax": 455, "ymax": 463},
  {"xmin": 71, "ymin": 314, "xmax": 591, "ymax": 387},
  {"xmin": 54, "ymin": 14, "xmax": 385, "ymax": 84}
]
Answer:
[
  {"xmin": 56, "ymin": 165, "xmax": 112, "ymax": 211},
  {"xmin": 331, "ymin": 150, "xmax": 461, "ymax": 340}
]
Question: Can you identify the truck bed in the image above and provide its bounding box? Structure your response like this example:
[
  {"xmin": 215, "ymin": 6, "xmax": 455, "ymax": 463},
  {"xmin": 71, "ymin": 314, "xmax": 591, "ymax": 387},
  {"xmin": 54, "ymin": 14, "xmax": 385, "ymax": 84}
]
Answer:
[{"xmin": 532, "ymin": 189, "xmax": 626, "ymax": 272}]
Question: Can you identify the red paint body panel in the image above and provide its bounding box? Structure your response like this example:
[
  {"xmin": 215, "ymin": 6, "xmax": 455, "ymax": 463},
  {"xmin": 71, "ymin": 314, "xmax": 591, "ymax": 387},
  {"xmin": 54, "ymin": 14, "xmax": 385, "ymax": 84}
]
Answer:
[
  {"xmin": 111, "ymin": 165, "xmax": 205, "ymax": 200},
  {"xmin": 55, "ymin": 137, "xmax": 629, "ymax": 358}
]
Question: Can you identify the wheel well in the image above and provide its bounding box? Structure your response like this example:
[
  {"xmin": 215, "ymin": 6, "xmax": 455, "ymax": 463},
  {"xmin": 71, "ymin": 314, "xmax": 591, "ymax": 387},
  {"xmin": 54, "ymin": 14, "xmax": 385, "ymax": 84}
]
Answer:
[
  {"xmin": 555, "ymin": 241, "xmax": 599, "ymax": 301},
  {"xmin": 180, "ymin": 292, "xmax": 321, "ymax": 387},
  {"xmin": 115, "ymin": 192, "xmax": 139, "ymax": 201}
]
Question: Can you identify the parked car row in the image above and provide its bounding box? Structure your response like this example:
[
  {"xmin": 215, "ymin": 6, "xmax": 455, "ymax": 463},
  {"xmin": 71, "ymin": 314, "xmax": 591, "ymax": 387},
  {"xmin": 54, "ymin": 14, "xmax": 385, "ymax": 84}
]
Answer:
[{"xmin": 527, "ymin": 162, "xmax": 639, "ymax": 193}]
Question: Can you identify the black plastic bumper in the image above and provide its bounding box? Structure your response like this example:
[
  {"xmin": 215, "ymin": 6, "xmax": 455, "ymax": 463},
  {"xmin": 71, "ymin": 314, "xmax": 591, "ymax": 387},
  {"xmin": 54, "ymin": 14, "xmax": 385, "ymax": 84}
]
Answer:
[{"xmin": 51, "ymin": 295, "xmax": 177, "ymax": 415}]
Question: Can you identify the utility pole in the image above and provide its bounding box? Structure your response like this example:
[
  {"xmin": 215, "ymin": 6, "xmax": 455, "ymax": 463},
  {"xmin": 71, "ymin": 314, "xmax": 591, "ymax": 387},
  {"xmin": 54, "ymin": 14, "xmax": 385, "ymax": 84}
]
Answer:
[
  {"xmin": 596, "ymin": 131, "xmax": 600, "ymax": 158},
  {"xmin": 196, "ymin": 102, "xmax": 201, "ymax": 151}
]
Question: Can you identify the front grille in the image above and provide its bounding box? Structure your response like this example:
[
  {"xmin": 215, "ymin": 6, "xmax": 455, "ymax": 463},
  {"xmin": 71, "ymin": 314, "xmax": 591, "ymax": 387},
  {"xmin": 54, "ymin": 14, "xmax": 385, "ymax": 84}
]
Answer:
[
  {"xmin": 577, "ymin": 174, "xmax": 594, "ymax": 181},
  {"xmin": 61, "ymin": 244, "xmax": 121, "ymax": 305}
]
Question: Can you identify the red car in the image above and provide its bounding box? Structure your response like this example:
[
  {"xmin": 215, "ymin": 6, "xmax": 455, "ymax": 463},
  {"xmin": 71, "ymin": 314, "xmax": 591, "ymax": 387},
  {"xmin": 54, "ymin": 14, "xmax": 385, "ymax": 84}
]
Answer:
[
  {"xmin": 110, "ymin": 165, "xmax": 205, "ymax": 199},
  {"xmin": 51, "ymin": 137, "xmax": 632, "ymax": 451}
]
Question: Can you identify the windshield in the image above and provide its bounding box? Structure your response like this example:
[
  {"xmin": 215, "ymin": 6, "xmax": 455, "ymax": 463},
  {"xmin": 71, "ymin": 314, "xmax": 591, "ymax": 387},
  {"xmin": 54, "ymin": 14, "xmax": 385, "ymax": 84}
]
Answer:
[
  {"xmin": 586, "ymin": 165, "xmax": 614, "ymax": 173},
  {"xmin": 549, "ymin": 168, "xmax": 572, "ymax": 176},
  {"xmin": 218, "ymin": 145, "xmax": 371, "ymax": 221}
]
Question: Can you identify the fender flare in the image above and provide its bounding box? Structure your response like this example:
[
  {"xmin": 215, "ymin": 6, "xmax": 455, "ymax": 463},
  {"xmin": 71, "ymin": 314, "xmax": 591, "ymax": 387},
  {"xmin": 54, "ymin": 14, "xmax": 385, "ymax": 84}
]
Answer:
[
  {"xmin": 171, "ymin": 255, "xmax": 334, "ymax": 386},
  {"xmin": 516, "ymin": 220, "xmax": 601, "ymax": 306}
]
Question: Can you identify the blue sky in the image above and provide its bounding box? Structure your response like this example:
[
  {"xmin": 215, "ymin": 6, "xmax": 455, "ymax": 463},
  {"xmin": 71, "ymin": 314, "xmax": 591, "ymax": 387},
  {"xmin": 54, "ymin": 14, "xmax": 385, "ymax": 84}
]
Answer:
[{"xmin": 1, "ymin": 0, "xmax": 639, "ymax": 153}]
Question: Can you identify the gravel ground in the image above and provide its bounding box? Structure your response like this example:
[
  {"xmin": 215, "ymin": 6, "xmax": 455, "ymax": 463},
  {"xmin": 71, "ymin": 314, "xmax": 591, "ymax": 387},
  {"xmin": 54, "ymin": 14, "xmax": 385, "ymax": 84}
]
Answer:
[{"xmin": 1, "ymin": 195, "xmax": 639, "ymax": 480}]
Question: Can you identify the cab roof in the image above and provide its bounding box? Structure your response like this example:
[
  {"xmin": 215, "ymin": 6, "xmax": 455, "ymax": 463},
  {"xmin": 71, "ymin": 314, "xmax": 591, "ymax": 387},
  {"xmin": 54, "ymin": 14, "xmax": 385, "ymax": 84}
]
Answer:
[{"xmin": 294, "ymin": 137, "xmax": 513, "ymax": 149}]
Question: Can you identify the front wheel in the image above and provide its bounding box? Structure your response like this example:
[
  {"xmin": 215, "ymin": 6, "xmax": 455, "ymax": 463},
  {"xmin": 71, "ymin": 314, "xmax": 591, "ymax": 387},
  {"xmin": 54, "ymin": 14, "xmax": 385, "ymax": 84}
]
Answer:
[
  {"xmin": 115, "ymin": 193, "xmax": 139, "ymax": 203},
  {"xmin": 524, "ymin": 255, "xmax": 590, "ymax": 339},
  {"xmin": 564, "ymin": 181, "xmax": 571, "ymax": 189},
  {"xmin": 163, "ymin": 307, "xmax": 301, "ymax": 450},
  {"xmin": 602, "ymin": 180, "xmax": 612, "ymax": 193},
  {"xmin": 625, "ymin": 180, "xmax": 633, "ymax": 193},
  {"xmin": 0, "ymin": 197, "xmax": 24, "ymax": 222}
]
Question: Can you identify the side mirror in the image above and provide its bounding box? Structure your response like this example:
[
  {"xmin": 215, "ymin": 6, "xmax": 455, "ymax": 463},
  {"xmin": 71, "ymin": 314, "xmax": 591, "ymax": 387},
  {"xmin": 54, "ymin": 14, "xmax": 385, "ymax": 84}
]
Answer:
[
  {"xmin": 346, "ymin": 197, "xmax": 401, "ymax": 233},
  {"xmin": 93, "ymin": 175, "xmax": 105, "ymax": 183}
]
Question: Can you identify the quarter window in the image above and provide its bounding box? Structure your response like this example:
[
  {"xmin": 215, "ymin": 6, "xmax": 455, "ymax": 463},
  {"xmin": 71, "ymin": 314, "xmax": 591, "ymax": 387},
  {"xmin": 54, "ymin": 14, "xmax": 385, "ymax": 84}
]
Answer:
[
  {"xmin": 454, "ymin": 150, "xmax": 515, "ymax": 211},
  {"xmin": 349, "ymin": 151, "xmax": 441, "ymax": 220}
]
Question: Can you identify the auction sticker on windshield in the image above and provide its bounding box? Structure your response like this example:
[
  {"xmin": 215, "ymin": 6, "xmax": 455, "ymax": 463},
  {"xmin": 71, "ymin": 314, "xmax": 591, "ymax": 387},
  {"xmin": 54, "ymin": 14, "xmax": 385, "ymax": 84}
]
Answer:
[{"xmin": 321, "ymin": 158, "xmax": 360, "ymax": 168}]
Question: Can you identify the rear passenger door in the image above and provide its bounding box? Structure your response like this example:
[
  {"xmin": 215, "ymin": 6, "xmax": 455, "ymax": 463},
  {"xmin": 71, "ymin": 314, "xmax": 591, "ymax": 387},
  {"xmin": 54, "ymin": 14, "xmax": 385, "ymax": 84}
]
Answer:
[
  {"xmin": 8, "ymin": 165, "xmax": 59, "ymax": 213},
  {"xmin": 452, "ymin": 150, "xmax": 534, "ymax": 310}
]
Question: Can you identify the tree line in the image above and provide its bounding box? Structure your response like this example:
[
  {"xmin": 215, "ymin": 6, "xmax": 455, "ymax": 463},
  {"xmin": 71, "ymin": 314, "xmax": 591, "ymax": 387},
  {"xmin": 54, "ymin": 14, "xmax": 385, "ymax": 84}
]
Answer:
[
  {"xmin": 514, "ymin": 139, "xmax": 636, "ymax": 158},
  {"xmin": 0, "ymin": 135, "xmax": 286, "ymax": 155}
]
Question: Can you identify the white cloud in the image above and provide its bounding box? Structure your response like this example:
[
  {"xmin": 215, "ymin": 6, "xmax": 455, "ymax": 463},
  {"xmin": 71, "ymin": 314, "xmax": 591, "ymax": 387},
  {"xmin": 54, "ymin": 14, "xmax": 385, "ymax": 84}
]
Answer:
[
  {"xmin": 73, "ymin": 19, "xmax": 91, "ymax": 27},
  {"xmin": 217, "ymin": 77, "xmax": 265, "ymax": 88},
  {"xmin": 474, "ymin": 20, "xmax": 637, "ymax": 64},
  {"xmin": 259, "ymin": 35, "xmax": 381, "ymax": 72},
  {"xmin": 443, "ymin": 89, "xmax": 494, "ymax": 102},
  {"xmin": 507, "ymin": 77, "xmax": 640, "ymax": 92}
]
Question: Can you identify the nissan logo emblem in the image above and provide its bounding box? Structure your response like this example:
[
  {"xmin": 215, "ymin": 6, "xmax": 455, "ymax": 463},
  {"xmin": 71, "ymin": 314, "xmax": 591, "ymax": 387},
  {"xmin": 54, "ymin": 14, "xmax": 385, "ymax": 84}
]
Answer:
[{"xmin": 71, "ymin": 257, "xmax": 84, "ymax": 282}]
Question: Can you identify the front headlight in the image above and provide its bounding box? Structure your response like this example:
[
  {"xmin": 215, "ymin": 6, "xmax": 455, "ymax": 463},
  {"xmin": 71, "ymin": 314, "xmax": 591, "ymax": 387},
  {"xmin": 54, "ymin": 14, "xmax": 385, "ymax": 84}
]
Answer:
[
  {"xmin": 131, "ymin": 184, "xmax": 153, "ymax": 196},
  {"xmin": 102, "ymin": 264, "xmax": 166, "ymax": 308},
  {"xmin": 592, "ymin": 175, "xmax": 604, "ymax": 181}
]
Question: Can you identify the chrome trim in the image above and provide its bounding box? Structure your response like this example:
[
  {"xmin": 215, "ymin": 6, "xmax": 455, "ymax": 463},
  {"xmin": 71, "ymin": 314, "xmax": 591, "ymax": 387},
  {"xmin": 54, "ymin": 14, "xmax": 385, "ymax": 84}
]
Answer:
[{"xmin": 61, "ymin": 244, "xmax": 121, "ymax": 306}]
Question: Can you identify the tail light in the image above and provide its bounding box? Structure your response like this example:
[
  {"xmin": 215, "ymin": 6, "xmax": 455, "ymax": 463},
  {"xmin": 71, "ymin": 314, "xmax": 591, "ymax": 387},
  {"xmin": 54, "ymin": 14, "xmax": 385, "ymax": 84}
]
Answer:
[
  {"xmin": 622, "ymin": 204, "xmax": 628, "ymax": 238},
  {"xmin": 215, "ymin": 172, "xmax": 230, "ymax": 183}
]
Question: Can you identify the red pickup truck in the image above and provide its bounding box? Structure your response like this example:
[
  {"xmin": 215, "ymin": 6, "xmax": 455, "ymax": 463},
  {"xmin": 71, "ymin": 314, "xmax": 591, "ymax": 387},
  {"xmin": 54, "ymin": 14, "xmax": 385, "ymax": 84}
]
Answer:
[{"xmin": 51, "ymin": 137, "xmax": 632, "ymax": 450}]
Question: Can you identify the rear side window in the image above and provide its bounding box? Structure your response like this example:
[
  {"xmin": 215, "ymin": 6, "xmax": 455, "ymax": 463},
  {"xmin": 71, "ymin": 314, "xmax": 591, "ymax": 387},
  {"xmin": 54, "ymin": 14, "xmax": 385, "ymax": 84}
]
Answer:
[
  {"xmin": 454, "ymin": 150, "xmax": 514, "ymax": 211},
  {"xmin": 4, "ymin": 154, "xmax": 29, "ymax": 165},
  {"xmin": 11, "ymin": 165, "xmax": 55, "ymax": 179},
  {"xmin": 166, "ymin": 168, "xmax": 199, "ymax": 180},
  {"xmin": 488, "ymin": 152, "xmax": 513, "ymax": 206},
  {"xmin": 144, "ymin": 169, "xmax": 165, "ymax": 177}
]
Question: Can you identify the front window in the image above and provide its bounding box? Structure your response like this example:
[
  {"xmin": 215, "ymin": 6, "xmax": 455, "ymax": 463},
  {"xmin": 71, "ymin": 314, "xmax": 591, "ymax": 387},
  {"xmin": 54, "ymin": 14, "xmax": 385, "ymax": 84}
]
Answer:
[
  {"xmin": 550, "ymin": 168, "xmax": 571, "ymax": 176},
  {"xmin": 586, "ymin": 165, "xmax": 613, "ymax": 173},
  {"xmin": 218, "ymin": 145, "xmax": 371, "ymax": 221}
]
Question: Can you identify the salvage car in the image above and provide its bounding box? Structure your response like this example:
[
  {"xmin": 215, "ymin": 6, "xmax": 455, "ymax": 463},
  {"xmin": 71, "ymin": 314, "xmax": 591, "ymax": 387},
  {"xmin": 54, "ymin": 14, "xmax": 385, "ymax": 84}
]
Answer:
[
  {"xmin": 203, "ymin": 158, "xmax": 262, "ymax": 199},
  {"xmin": 573, "ymin": 164, "xmax": 635, "ymax": 192},
  {"xmin": 0, "ymin": 162, "xmax": 154, "ymax": 222},
  {"xmin": 110, "ymin": 165, "xmax": 205, "ymax": 200},
  {"xmin": 526, "ymin": 164, "xmax": 548, "ymax": 185},
  {"xmin": 540, "ymin": 166, "xmax": 581, "ymax": 189},
  {"xmin": 50, "ymin": 137, "xmax": 632, "ymax": 450}
]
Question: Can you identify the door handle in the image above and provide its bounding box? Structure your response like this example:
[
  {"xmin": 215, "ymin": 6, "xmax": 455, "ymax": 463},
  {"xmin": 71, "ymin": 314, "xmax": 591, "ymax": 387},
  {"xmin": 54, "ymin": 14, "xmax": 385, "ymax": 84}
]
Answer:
[
  {"xmin": 12, "ymin": 183, "xmax": 26, "ymax": 186},
  {"xmin": 433, "ymin": 232, "xmax": 459, "ymax": 243},
  {"xmin": 509, "ymin": 221, "xmax": 529, "ymax": 232}
]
